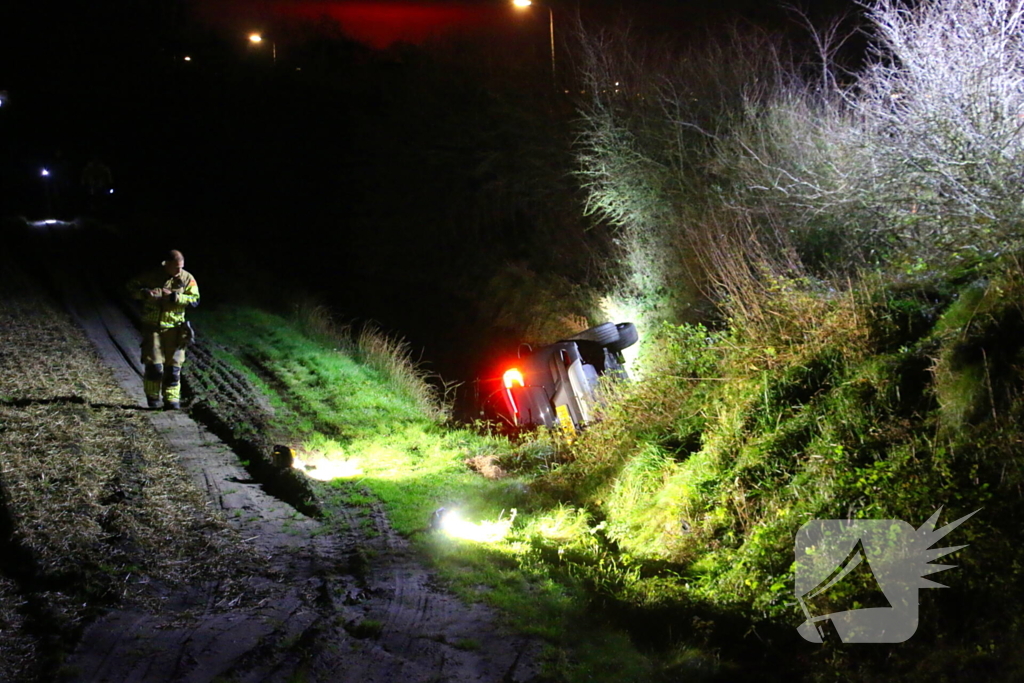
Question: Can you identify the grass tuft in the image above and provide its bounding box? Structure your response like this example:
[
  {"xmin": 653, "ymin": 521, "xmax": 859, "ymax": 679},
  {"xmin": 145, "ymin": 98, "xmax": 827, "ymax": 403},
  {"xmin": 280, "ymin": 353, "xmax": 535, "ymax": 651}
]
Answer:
[{"xmin": 355, "ymin": 322, "xmax": 450, "ymax": 422}]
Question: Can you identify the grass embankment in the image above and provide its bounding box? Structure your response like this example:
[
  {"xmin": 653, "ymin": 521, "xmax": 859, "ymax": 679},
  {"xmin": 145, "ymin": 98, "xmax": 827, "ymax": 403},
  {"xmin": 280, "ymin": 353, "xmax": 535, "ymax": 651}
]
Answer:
[
  {"xmin": 0, "ymin": 260, "xmax": 252, "ymax": 682},
  {"xmin": 191, "ymin": 303, "xmax": 659, "ymax": 681},
  {"xmin": 568, "ymin": 2, "xmax": 1024, "ymax": 678},
  {"xmin": 194, "ymin": 256, "xmax": 1024, "ymax": 681},
  {"xmin": 548, "ymin": 259, "xmax": 1024, "ymax": 680}
]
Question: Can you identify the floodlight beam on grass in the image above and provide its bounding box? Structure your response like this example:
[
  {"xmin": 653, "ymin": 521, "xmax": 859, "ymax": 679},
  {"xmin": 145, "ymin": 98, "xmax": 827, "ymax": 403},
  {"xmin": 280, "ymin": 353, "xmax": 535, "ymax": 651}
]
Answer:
[
  {"xmin": 437, "ymin": 508, "xmax": 516, "ymax": 544},
  {"xmin": 292, "ymin": 455, "xmax": 363, "ymax": 481}
]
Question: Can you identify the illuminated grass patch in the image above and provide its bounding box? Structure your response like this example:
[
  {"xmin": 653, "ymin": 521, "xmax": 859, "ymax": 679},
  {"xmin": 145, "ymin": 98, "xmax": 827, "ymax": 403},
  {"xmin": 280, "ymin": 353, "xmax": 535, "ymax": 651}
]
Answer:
[{"xmin": 197, "ymin": 303, "xmax": 660, "ymax": 680}]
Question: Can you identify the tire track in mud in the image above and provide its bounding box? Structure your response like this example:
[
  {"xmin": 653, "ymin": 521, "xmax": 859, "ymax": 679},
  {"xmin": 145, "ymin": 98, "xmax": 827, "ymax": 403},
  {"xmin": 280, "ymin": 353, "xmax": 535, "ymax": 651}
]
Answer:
[
  {"xmin": 336, "ymin": 529, "xmax": 540, "ymax": 683},
  {"xmin": 29, "ymin": 224, "xmax": 541, "ymax": 682}
]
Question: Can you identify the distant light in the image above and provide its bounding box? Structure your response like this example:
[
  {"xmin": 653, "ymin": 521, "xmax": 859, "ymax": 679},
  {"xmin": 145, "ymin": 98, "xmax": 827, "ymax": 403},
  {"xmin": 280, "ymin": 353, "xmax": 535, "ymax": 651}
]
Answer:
[
  {"xmin": 109, "ymin": 188, "xmax": 114, "ymax": 194},
  {"xmin": 29, "ymin": 219, "xmax": 74, "ymax": 228},
  {"xmin": 183, "ymin": 56, "xmax": 192, "ymax": 62},
  {"xmin": 615, "ymin": 81, "xmax": 620, "ymax": 86},
  {"xmin": 40, "ymin": 168, "xmax": 50, "ymax": 177},
  {"xmin": 249, "ymin": 33, "xmax": 263, "ymax": 44},
  {"xmin": 513, "ymin": 0, "xmax": 532, "ymax": 6}
]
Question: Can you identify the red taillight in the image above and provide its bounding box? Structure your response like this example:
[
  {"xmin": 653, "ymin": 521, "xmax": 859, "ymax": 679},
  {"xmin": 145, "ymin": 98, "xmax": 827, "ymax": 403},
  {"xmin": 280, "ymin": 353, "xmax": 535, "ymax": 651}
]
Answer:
[
  {"xmin": 502, "ymin": 368, "xmax": 524, "ymax": 422},
  {"xmin": 503, "ymin": 368, "xmax": 525, "ymax": 388}
]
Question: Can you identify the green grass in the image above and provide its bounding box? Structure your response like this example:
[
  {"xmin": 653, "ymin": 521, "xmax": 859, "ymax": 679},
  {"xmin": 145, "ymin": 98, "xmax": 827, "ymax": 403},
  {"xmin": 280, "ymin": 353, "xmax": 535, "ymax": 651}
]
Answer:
[
  {"xmin": 345, "ymin": 618, "xmax": 384, "ymax": 640},
  {"xmin": 195, "ymin": 258, "xmax": 1024, "ymax": 681},
  {"xmin": 195, "ymin": 304, "xmax": 661, "ymax": 681},
  {"xmin": 194, "ymin": 307, "xmax": 428, "ymax": 439},
  {"xmin": 543, "ymin": 262, "xmax": 1024, "ymax": 679}
]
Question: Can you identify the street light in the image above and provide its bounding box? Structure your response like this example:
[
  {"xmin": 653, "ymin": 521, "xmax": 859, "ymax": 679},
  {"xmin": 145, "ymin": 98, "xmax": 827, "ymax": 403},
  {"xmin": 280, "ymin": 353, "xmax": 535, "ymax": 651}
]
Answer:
[
  {"xmin": 248, "ymin": 32, "xmax": 276, "ymax": 64},
  {"xmin": 512, "ymin": 0, "xmax": 555, "ymax": 87},
  {"xmin": 40, "ymin": 168, "xmax": 52, "ymax": 217}
]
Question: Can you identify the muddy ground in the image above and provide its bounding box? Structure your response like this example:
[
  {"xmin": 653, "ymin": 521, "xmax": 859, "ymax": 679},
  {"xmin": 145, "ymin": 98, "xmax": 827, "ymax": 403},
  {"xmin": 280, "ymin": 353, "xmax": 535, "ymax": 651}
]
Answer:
[{"xmin": 0, "ymin": 221, "xmax": 541, "ymax": 682}]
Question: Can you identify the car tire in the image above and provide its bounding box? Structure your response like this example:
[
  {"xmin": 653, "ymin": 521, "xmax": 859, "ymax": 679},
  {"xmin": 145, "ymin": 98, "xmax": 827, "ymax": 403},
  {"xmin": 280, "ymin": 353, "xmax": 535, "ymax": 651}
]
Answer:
[
  {"xmin": 607, "ymin": 323, "xmax": 638, "ymax": 352},
  {"xmin": 571, "ymin": 322, "xmax": 620, "ymax": 346}
]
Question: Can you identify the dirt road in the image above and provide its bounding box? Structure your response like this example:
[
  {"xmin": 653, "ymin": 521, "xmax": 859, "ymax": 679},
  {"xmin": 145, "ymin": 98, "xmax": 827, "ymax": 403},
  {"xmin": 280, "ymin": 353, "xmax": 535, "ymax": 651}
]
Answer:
[{"xmin": 17, "ymin": 222, "xmax": 540, "ymax": 683}]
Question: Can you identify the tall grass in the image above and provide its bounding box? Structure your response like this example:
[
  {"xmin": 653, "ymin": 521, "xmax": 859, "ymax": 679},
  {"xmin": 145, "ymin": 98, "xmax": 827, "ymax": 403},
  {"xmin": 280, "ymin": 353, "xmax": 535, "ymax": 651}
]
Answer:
[
  {"xmin": 197, "ymin": 301, "xmax": 680, "ymax": 680},
  {"xmin": 355, "ymin": 322, "xmax": 451, "ymax": 422},
  {"xmin": 531, "ymin": 254, "xmax": 1024, "ymax": 678},
  {"xmin": 289, "ymin": 295, "xmax": 450, "ymax": 422}
]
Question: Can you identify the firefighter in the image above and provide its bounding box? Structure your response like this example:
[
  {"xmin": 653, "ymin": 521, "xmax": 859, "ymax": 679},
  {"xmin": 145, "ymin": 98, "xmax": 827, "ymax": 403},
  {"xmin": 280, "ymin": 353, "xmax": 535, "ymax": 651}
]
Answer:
[{"xmin": 127, "ymin": 250, "xmax": 200, "ymax": 409}]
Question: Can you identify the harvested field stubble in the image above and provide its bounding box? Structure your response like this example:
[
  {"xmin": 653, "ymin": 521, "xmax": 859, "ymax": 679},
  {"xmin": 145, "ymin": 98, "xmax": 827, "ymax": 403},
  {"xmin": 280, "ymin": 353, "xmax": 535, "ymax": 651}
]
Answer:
[
  {"xmin": 0, "ymin": 298, "xmax": 125, "ymax": 406},
  {"xmin": 0, "ymin": 574, "xmax": 35, "ymax": 681},
  {"xmin": 0, "ymin": 262, "xmax": 253, "ymax": 678},
  {"xmin": 1, "ymin": 403, "xmax": 238, "ymax": 584}
]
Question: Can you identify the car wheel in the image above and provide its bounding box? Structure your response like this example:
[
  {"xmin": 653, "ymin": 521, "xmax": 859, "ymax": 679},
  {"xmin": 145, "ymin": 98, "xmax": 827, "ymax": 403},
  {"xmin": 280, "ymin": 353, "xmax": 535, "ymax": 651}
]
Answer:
[
  {"xmin": 571, "ymin": 322, "xmax": 620, "ymax": 346},
  {"xmin": 607, "ymin": 323, "xmax": 638, "ymax": 352}
]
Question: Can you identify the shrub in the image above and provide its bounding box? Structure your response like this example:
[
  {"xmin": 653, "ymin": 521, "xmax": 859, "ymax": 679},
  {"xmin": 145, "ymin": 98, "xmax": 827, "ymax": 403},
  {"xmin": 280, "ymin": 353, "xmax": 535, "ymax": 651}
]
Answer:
[{"xmin": 577, "ymin": 0, "xmax": 1024, "ymax": 326}]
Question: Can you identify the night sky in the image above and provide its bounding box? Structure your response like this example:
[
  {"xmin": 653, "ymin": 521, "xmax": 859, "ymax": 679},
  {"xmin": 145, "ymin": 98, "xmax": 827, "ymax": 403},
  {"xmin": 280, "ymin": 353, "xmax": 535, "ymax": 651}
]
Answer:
[
  {"xmin": 187, "ymin": 0, "xmax": 865, "ymax": 53},
  {"xmin": 0, "ymin": 0, "xmax": 865, "ymax": 409}
]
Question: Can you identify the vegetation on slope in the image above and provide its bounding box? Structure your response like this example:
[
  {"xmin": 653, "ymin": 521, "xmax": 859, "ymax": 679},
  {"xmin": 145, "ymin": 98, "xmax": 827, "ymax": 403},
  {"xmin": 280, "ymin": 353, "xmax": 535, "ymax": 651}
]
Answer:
[
  {"xmin": 558, "ymin": 0, "xmax": 1024, "ymax": 678},
  {"xmin": 188, "ymin": 301, "xmax": 668, "ymax": 681},
  {"xmin": 539, "ymin": 260, "xmax": 1024, "ymax": 679},
  {"xmin": 186, "ymin": 252, "xmax": 1024, "ymax": 681},
  {"xmin": 183, "ymin": 5, "xmax": 1024, "ymax": 670}
]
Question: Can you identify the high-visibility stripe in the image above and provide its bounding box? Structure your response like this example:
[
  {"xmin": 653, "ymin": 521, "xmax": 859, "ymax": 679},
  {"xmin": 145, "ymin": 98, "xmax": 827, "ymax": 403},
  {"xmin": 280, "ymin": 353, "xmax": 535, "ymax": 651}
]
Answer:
[
  {"xmin": 163, "ymin": 383, "xmax": 181, "ymax": 402},
  {"xmin": 144, "ymin": 379, "xmax": 162, "ymax": 399}
]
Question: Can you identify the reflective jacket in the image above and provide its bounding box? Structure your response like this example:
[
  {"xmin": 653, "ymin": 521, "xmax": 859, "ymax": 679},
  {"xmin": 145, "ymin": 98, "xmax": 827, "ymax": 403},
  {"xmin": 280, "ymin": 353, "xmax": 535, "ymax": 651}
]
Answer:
[{"xmin": 127, "ymin": 268, "xmax": 200, "ymax": 329}]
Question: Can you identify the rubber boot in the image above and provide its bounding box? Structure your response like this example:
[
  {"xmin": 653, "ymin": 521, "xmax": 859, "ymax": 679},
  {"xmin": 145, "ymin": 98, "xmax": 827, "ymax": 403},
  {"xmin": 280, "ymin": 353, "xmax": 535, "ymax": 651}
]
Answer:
[
  {"xmin": 163, "ymin": 365, "xmax": 181, "ymax": 410},
  {"xmin": 144, "ymin": 363, "xmax": 164, "ymax": 409}
]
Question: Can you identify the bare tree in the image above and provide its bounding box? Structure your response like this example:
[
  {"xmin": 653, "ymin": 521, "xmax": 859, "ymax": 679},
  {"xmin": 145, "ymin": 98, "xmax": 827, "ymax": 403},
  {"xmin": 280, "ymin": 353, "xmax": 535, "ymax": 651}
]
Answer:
[
  {"xmin": 856, "ymin": 0, "xmax": 1024, "ymax": 258},
  {"xmin": 575, "ymin": 0, "xmax": 1024, "ymax": 327},
  {"xmin": 729, "ymin": 0, "xmax": 1024, "ymax": 266},
  {"xmin": 573, "ymin": 20, "xmax": 794, "ymax": 321}
]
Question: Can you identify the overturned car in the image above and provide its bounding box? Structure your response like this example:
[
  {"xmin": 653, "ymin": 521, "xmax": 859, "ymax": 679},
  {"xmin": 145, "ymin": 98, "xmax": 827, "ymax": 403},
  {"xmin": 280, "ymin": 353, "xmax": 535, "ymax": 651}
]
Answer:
[{"xmin": 486, "ymin": 322, "xmax": 638, "ymax": 434}]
